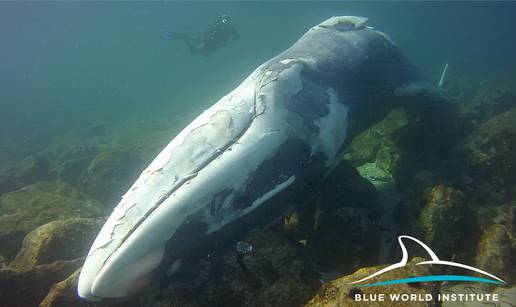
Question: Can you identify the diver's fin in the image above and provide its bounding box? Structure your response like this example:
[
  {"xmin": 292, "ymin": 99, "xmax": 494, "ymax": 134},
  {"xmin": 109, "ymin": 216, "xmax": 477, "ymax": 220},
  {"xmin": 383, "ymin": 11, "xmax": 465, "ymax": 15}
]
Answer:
[{"xmin": 161, "ymin": 31, "xmax": 189, "ymax": 40}]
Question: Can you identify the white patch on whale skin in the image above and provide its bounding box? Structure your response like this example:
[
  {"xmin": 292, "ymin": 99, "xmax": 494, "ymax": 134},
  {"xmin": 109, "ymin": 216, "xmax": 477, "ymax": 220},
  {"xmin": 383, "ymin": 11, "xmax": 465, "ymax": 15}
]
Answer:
[
  {"xmin": 317, "ymin": 16, "xmax": 368, "ymax": 31},
  {"xmin": 166, "ymin": 258, "xmax": 183, "ymax": 277},
  {"xmin": 280, "ymin": 58, "xmax": 297, "ymax": 65},
  {"xmin": 312, "ymin": 87, "xmax": 348, "ymax": 164},
  {"xmin": 248, "ymin": 175, "xmax": 296, "ymax": 210}
]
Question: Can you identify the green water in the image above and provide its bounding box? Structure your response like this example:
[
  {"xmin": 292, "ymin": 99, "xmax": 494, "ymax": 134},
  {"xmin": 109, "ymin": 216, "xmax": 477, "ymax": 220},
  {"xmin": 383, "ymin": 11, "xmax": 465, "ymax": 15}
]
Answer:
[{"xmin": 1, "ymin": 1, "xmax": 515, "ymax": 149}]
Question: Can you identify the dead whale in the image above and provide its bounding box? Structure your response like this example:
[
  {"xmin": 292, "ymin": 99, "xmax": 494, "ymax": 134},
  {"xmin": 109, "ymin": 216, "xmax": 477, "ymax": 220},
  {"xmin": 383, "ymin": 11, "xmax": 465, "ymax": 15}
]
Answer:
[{"xmin": 78, "ymin": 16, "xmax": 423, "ymax": 300}]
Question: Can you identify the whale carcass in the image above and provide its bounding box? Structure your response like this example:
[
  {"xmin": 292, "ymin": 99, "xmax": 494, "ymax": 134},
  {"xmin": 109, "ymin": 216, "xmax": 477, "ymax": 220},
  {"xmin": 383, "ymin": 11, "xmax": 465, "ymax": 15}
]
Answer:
[{"xmin": 78, "ymin": 16, "xmax": 422, "ymax": 300}]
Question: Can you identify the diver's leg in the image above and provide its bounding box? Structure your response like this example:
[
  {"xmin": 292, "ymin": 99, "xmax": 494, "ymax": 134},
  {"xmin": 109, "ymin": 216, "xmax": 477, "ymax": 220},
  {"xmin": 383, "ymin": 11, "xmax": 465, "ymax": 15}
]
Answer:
[{"xmin": 172, "ymin": 33, "xmax": 203, "ymax": 54}]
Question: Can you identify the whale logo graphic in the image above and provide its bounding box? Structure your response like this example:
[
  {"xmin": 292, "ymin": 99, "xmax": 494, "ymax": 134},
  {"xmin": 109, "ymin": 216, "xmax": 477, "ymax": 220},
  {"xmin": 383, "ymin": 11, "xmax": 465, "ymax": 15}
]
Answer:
[{"xmin": 349, "ymin": 235, "xmax": 505, "ymax": 287}]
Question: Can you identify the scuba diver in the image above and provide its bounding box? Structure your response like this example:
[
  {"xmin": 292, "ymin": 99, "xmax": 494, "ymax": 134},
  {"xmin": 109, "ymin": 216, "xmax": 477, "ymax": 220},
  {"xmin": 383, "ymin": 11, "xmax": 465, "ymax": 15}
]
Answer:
[{"xmin": 164, "ymin": 14, "xmax": 240, "ymax": 56}]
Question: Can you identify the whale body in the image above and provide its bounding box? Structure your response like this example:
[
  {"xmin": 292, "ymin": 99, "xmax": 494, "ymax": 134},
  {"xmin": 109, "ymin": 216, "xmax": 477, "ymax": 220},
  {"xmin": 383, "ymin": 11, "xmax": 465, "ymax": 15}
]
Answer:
[{"xmin": 78, "ymin": 16, "xmax": 421, "ymax": 300}]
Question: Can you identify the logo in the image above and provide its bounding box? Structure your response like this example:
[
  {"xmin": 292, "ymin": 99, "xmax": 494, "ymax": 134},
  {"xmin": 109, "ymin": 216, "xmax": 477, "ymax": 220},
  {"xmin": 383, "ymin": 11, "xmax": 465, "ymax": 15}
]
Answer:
[{"xmin": 349, "ymin": 235, "xmax": 505, "ymax": 287}]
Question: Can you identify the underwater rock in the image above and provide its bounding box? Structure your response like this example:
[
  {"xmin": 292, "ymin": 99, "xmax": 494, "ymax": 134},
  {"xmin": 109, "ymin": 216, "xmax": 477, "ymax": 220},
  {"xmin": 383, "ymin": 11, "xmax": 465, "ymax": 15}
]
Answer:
[
  {"xmin": 344, "ymin": 103, "xmax": 458, "ymax": 189},
  {"xmin": 508, "ymin": 203, "xmax": 516, "ymax": 237},
  {"xmin": 440, "ymin": 283, "xmax": 516, "ymax": 307},
  {"xmin": 40, "ymin": 267, "xmax": 138, "ymax": 307},
  {"xmin": 40, "ymin": 268, "xmax": 86, "ymax": 307},
  {"xmin": 0, "ymin": 258, "xmax": 82, "ymax": 307},
  {"xmin": 455, "ymin": 107, "xmax": 516, "ymax": 205},
  {"xmin": 10, "ymin": 218, "xmax": 103, "ymax": 269},
  {"xmin": 80, "ymin": 148, "xmax": 143, "ymax": 205},
  {"xmin": 492, "ymin": 285, "xmax": 516, "ymax": 306},
  {"xmin": 141, "ymin": 231, "xmax": 320, "ymax": 307},
  {"xmin": 305, "ymin": 257, "xmax": 434, "ymax": 307},
  {"xmin": 414, "ymin": 185, "xmax": 471, "ymax": 259},
  {"xmin": 475, "ymin": 224, "xmax": 515, "ymax": 284},
  {"xmin": 0, "ymin": 182, "xmax": 104, "ymax": 261},
  {"xmin": 278, "ymin": 160, "xmax": 382, "ymax": 274},
  {"xmin": 344, "ymin": 107, "xmax": 408, "ymax": 176},
  {"xmin": 458, "ymin": 86, "xmax": 516, "ymax": 125},
  {"xmin": 305, "ymin": 205, "xmax": 382, "ymax": 275},
  {"xmin": 56, "ymin": 145, "xmax": 99, "ymax": 185},
  {"xmin": 0, "ymin": 254, "xmax": 6, "ymax": 269},
  {"xmin": 17, "ymin": 155, "xmax": 55, "ymax": 184},
  {"xmin": 0, "ymin": 174, "xmax": 21, "ymax": 197},
  {"xmin": 319, "ymin": 161, "xmax": 379, "ymax": 211}
]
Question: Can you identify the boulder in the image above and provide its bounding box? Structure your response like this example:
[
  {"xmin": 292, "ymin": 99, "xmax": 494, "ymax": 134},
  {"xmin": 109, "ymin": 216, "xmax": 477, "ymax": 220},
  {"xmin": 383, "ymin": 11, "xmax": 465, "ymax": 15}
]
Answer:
[
  {"xmin": 0, "ymin": 254, "xmax": 6, "ymax": 269},
  {"xmin": 0, "ymin": 182, "xmax": 104, "ymax": 260},
  {"xmin": 475, "ymin": 224, "xmax": 515, "ymax": 284},
  {"xmin": 508, "ymin": 203, "xmax": 516, "ymax": 237},
  {"xmin": 279, "ymin": 161, "xmax": 382, "ymax": 275},
  {"xmin": 142, "ymin": 231, "xmax": 320, "ymax": 307},
  {"xmin": 0, "ymin": 258, "xmax": 82, "ymax": 307},
  {"xmin": 344, "ymin": 103, "xmax": 459, "ymax": 189},
  {"xmin": 56, "ymin": 145, "xmax": 98, "ymax": 185},
  {"xmin": 344, "ymin": 107, "xmax": 408, "ymax": 176},
  {"xmin": 458, "ymin": 86, "xmax": 516, "ymax": 125},
  {"xmin": 10, "ymin": 218, "xmax": 103, "ymax": 269},
  {"xmin": 413, "ymin": 185, "xmax": 472, "ymax": 259},
  {"xmin": 454, "ymin": 107, "xmax": 516, "ymax": 205},
  {"xmin": 305, "ymin": 205, "xmax": 381, "ymax": 275},
  {"xmin": 440, "ymin": 283, "xmax": 516, "ymax": 307},
  {"xmin": 17, "ymin": 156, "xmax": 55, "ymax": 184},
  {"xmin": 305, "ymin": 257, "xmax": 435, "ymax": 307},
  {"xmin": 39, "ymin": 268, "xmax": 87, "ymax": 307},
  {"xmin": 36, "ymin": 267, "xmax": 135, "ymax": 307},
  {"xmin": 80, "ymin": 148, "xmax": 143, "ymax": 206},
  {"xmin": 0, "ymin": 174, "xmax": 21, "ymax": 197}
]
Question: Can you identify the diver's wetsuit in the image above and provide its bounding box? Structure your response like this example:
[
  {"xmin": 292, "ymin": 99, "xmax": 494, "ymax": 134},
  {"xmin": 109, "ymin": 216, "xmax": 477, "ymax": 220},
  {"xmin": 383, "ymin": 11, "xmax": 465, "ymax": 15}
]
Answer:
[{"xmin": 172, "ymin": 15, "xmax": 240, "ymax": 56}]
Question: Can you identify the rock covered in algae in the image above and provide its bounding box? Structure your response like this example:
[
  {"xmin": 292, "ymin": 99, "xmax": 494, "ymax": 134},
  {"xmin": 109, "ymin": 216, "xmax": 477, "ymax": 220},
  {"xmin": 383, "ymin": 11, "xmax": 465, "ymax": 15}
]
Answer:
[
  {"xmin": 344, "ymin": 102, "xmax": 457, "ymax": 188},
  {"xmin": 17, "ymin": 155, "xmax": 55, "ymax": 184},
  {"xmin": 141, "ymin": 231, "xmax": 320, "ymax": 307},
  {"xmin": 80, "ymin": 148, "xmax": 143, "ymax": 205},
  {"xmin": 0, "ymin": 174, "xmax": 21, "ymax": 197},
  {"xmin": 56, "ymin": 145, "xmax": 99, "ymax": 185},
  {"xmin": 440, "ymin": 283, "xmax": 516, "ymax": 307},
  {"xmin": 305, "ymin": 257, "xmax": 434, "ymax": 307},
  {"xmin": 455, "ymin": 107, "xmax": 516, "ymax": 205},
  {"xmin": 508, "ymin": 203, "xmax": 516, "ymax": 237},
  {"xmin": 0, "ymin": 182, "xmax": 104, "ymax": 261},
  {"xmin": 304, "ymin": 205, "xmax": 382, "ymax": 275},
  {"xmin": 458, "ymin": 86, "xmax": 516, "ymax": 125},
  {"xmin": 280, "ymin": 161, "xmax": 382, "ymax": 275},
  {"xmin": 414, "ymin": 185, "xmax": 471, "ymax": 259},
  {"xmin": 0, "ymin": 258, "xmax": 83, "ymax": 307},
  {"xmin": 40, "ymin": 268, "xmax": 87, "ymax": 307},
  {"xmin": 475, "ymin": 224, "xmax": 515, "ymax": 284},
  {"xmin": 9, "ymin": 218, "xmax": 103, "ymax": 269},
  {"xmin": 344, "ymin": 107, "xmax": 408, "ymax": 176}
]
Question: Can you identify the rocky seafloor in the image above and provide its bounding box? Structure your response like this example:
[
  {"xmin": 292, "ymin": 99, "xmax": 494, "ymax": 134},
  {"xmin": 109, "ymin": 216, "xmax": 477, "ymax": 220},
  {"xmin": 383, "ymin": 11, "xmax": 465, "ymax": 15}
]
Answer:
[{"xmin": 1, "ymin": 80, "xmax": 516, "ymax": 307}]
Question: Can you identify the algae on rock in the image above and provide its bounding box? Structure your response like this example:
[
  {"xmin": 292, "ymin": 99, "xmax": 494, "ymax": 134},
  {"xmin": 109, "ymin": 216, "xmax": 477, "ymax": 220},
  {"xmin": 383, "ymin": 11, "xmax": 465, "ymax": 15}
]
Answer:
[
  {"xmin": 10, "ymin": 218, "xmax": 104, "ymax": 269},
  {"xmin": 0, "ymin": 182, "xmax": 104, "ymax": 260},
  {"xmin": 475, "ymin": 224, "xmax": 515, "ymax": 284},
  {"xmin": 414, "ymin": 185, "xmax": 472, "ymax": 259},
  {"xmin": 455, "ymin": 107, "xmax": 516, "ymax": 206},
  {"xmin": 80, "ymin": 148, "xmax": 143, "ymax": 206},
  {"xmin": 141, "ymin": 231, "xmax": 320, "ymax": 307},
  {"xmin": 0, "ymin": 258, "xmax": 83, "ymax": 307},
  {"xmin": 305, "ymin": 257, "xmax": 435, "ymax": 307},
  {"xmin": 344, "ymin": 107, "xmax": 408, "ymax": 177}
]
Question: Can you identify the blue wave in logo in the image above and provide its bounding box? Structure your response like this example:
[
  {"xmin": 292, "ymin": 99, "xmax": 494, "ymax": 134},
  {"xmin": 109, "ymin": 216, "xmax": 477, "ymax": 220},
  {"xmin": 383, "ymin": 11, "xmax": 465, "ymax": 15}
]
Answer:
[
  {"xmin": 348, "ymin": 236, "xmax": 506, "ymax": 287},
  {"xmin": 359, "ymin": 275, "xmax": 505, "ymax": 287}
]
